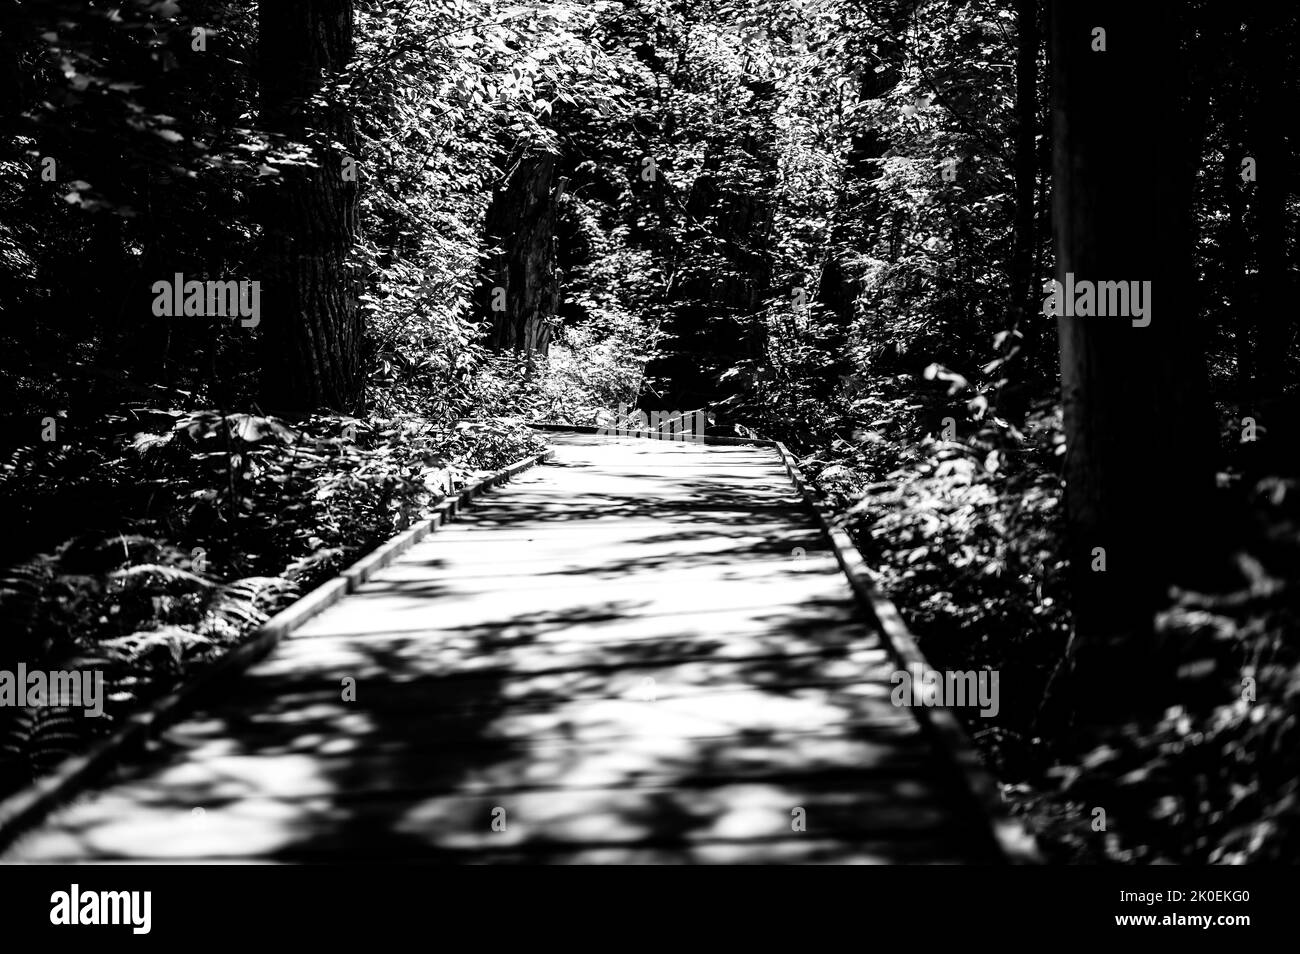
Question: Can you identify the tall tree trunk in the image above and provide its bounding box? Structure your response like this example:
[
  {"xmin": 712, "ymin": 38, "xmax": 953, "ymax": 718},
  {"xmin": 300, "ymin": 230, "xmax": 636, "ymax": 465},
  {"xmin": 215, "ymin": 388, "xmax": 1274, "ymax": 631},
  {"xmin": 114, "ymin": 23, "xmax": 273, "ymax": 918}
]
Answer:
[
  {"xmin": 257, "ymin": 0, "xmax": 362, "ymax": 414},
  {"xmin": 1225, "ymin": 149, "xmax": 1253, "ymax": 398},
  {"xmin": 1049, "ymin": 0, "xmax": 1216, "ymax": 715},
  {"xmin": 1248, "ymin": 9, "xmax": 1293, "ymax": 418},
  {"xmin": 477, "ymin": 151, "xmax": 560, "ymax": 358}
]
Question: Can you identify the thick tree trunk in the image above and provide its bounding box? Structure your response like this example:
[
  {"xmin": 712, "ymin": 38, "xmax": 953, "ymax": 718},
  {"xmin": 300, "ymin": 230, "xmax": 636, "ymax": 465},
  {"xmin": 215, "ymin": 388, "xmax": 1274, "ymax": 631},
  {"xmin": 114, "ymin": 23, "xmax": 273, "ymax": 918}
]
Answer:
[
  {"xmin": 0, "ymin": 1, "xmax": 25, "ymax": 127},
  {"xmin": 1049, "ymin": 0, "xmax": 1216, "ymax": 714},
  {"xmin": 477, "ymin": 152, "xmax": 560, "ymax": 357},
  {"xmin": 1248, "ymin": 10, "xmax": 1292, "ymax": 415},
  {"xmin": 256, "ymin": 0, "xmax": 362, "ymax": 414},
  {"xmin": 1225, "ymin": 150, "xmax": 1253, "ymax": 397}
]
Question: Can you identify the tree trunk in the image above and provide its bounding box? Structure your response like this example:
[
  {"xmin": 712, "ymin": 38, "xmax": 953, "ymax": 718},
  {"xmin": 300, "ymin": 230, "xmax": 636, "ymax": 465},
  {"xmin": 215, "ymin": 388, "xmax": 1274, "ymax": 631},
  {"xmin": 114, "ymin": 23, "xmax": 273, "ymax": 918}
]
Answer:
[
  {"xmin": 1049, "ymin": 0, "xmax": 1216, "ymax": 714},
  {"xmin": 256, "ymin": 0, "xmax": 362, "ymax": 414},
  {"xmin": 1248, "ymin": 9, "xmax": 1293, "ymax": 417},
  {"xmin": 477, "ymin": 151, "xmax": 560, "ymax": 357},
  {"xmin": 1225, "ymin": 149, "xmax": 1253, "ymax": 398}
]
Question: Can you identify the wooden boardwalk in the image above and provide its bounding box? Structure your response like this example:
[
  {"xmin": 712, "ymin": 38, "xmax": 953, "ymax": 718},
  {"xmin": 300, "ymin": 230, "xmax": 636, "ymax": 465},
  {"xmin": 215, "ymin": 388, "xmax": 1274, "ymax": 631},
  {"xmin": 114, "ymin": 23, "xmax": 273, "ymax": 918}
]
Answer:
[{"xmin": 4, "ymin": 432, "xmax": 1006, "ymax": 863}]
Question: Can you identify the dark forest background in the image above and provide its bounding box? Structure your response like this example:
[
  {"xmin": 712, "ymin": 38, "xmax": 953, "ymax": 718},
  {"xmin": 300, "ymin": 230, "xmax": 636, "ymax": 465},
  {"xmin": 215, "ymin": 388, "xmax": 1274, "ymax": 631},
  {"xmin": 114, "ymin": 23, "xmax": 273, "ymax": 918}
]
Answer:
[{"xmin": 1, "ymin": 0, "xmax": 1297, "ymax": 863}]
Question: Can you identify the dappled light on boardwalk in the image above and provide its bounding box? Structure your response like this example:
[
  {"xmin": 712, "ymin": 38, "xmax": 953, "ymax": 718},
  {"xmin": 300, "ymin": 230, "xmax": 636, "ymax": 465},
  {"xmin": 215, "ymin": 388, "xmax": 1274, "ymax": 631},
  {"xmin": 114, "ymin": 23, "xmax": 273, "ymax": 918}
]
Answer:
[{"xmin": 6, "ymin": 435, "xmax": 996, "ymax": 864}]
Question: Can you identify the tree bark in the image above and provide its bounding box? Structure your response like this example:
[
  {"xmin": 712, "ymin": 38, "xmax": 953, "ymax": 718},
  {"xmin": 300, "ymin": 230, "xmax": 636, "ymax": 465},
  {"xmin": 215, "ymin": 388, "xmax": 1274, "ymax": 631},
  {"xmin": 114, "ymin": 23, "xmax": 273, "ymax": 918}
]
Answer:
[
  {"xmin": 1224, "ymin": 148, "xmax": 1253, "ymax": 398},
  {"xmin": 256, "ymin": 0, "xmax": 362, "ymax": 414},
  {"xmin": 1049, "ymin": 0, "xmax": 1217, "ymax": 714},
  {"xmin": 477, "ymin": 151, "xmax": 560, "ymax": 357},
  {"xmin": 1248, "ymin": 9, "xmax": 1293, "ymax": 415}
]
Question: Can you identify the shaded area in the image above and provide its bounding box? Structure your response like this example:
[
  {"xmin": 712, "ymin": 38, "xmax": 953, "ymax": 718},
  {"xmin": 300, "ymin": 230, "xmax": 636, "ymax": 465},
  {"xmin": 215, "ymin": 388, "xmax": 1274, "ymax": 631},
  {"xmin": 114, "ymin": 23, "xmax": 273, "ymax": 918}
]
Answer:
[{"xmin": 6, "ymin": 434, "xmax": 998, "ymax": 864}]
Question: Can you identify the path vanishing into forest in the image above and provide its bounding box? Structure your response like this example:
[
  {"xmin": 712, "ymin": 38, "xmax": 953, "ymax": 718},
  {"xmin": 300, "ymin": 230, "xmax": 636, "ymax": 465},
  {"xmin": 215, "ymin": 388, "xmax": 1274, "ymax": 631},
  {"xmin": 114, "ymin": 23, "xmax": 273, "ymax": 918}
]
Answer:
[{"xmin": 3, "ymin": 431, "xmax": 1029, "ymax": 864}]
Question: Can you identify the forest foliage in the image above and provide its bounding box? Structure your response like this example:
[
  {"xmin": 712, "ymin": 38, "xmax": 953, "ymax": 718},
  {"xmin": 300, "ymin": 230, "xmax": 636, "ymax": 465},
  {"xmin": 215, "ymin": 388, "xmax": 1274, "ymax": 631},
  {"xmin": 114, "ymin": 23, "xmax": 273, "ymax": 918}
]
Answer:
[{"xmin": 1, "ymin": 0, "xmax": 1297, "ymax": 863}]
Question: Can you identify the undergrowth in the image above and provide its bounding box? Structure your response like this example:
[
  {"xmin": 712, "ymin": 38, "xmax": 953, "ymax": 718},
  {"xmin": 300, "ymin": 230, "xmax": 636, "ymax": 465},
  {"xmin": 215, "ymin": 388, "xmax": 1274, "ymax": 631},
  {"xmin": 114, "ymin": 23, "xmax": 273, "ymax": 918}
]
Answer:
[{"xmin": 802, "ymin": 378, "xmax": 1300, "ymax": 864}]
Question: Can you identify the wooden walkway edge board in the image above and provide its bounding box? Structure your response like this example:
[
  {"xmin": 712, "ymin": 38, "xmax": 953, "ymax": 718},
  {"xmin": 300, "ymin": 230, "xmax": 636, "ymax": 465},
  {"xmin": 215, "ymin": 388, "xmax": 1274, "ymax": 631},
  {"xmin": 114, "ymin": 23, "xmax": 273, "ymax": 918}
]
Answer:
[{"xmin": 767, "ymin": 441, "xmax": 1043, "ymax": 865}]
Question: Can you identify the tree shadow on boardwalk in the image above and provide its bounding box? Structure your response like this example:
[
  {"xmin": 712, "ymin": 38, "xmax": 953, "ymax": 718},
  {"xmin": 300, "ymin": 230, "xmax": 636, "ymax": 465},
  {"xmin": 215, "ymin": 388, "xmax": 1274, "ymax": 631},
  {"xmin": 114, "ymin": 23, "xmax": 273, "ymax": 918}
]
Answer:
[{"xmin": 6, "ymin": 441, "xmax": 1000, "ymax": 863}]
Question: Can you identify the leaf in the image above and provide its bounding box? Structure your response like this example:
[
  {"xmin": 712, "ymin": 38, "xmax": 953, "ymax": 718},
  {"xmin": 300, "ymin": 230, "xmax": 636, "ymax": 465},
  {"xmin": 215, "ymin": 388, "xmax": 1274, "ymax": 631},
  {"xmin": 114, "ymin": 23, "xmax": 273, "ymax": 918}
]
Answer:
[
  {"xmin": 228, "ymin": 414, "xmax": 272, "ymax": 443},
  {"xmin": 923, "ymin": 363, "xmax": 969, "ymax": 395},
  {"xmin": 1176, "ymin": 659, "xmax": 1217, "ymax": 680},
  {"xmin": 130, "ymin": 432, "xmax": 171, "ymax": 454}
]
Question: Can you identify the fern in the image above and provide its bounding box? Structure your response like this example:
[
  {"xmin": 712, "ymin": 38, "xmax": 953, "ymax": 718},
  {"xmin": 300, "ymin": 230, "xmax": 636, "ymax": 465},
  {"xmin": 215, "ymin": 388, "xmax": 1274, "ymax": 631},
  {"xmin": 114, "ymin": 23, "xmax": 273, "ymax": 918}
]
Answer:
[
  {"xmin": 0, "ymin": 555, "xmax": 58, "ymax": 638},
  {"xmin": 109, "ymin": 563, "xmax": 214, "ymax": 589},
  {"xmin": 99, "ymin": 627, "xmax": 215, "ymax": 672},
  {"xmin": 0, "ymin": 706, "xmax": 87, "ymax": 786},
  {"xmin": 201, "ymin": 576, "xmax": 295, "ymax": 640}
]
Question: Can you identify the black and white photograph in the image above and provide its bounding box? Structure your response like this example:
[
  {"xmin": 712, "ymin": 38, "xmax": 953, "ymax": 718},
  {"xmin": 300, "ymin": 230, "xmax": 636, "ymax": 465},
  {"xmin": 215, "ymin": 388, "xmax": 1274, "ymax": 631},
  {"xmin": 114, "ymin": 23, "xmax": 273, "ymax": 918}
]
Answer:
[{"xmin": 0, "ymin": 0, "xmax": 1291, "ymax": 929}]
